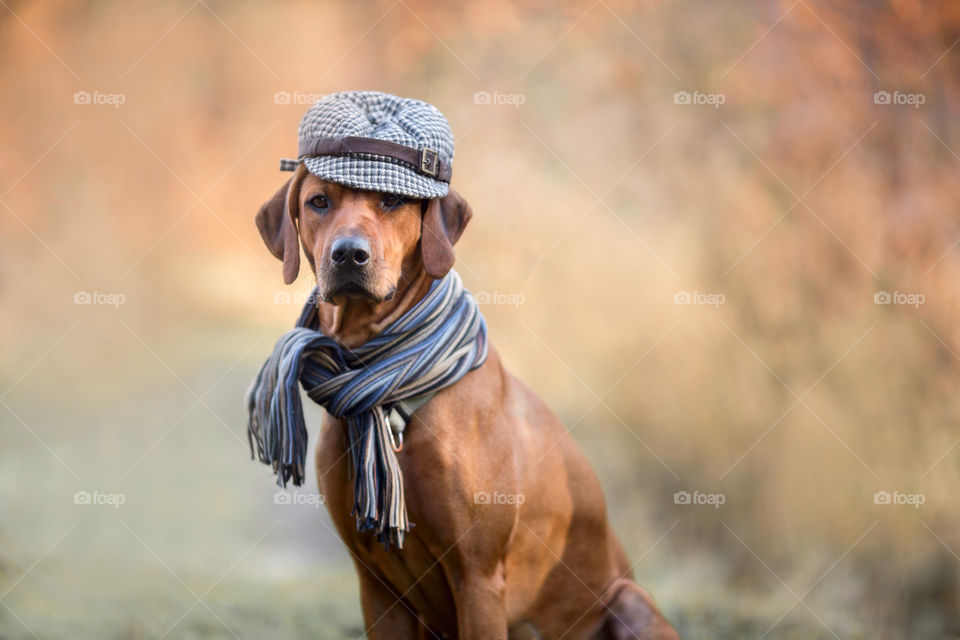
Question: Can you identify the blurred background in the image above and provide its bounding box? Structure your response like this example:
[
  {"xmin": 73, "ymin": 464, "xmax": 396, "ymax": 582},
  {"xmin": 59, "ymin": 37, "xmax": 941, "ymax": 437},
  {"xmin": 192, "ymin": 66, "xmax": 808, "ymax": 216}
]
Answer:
[{"xmin": 2, "ymin": 0, "xmax": 959, "ymax": 638}]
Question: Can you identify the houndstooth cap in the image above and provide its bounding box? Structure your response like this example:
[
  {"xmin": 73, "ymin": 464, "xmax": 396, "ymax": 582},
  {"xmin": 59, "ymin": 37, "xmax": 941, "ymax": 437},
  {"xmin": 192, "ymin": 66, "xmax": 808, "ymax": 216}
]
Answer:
[{"xmin": 296, "ymin": 91, "xmax": 454, "ymax": 199}]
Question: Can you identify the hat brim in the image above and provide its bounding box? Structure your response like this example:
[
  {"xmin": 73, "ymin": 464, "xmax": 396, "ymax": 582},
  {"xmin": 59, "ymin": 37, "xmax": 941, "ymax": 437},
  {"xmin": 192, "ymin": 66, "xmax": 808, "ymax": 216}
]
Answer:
[{"xmin": 302, "ymin": 155, "xmax": 449, "ymax": 200}]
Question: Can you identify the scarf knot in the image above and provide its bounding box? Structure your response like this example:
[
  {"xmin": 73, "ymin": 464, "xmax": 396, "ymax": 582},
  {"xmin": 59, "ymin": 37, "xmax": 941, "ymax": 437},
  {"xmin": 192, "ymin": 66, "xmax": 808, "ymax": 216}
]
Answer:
[{"xmin": 246, "ymin": 271, "xmax": 488, "ymax": 548}]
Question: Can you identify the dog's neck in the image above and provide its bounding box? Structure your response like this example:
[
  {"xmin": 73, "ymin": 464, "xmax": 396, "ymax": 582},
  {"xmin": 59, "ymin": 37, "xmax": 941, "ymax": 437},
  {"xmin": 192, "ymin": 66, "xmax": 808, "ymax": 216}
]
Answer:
[{"xmin": 316, "ymin": 266, "xmax": 433, "ymax": 349}]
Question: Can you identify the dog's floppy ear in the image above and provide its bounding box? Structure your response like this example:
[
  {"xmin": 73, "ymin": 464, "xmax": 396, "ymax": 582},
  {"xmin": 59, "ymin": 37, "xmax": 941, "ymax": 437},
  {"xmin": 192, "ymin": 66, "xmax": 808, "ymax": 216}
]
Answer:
[
  {"xmin": 254, "ymin": 164, "xmax": 306, "ymax": 284},
  {"xmin": 421, "ymin": 187, "xmax": 472, "ymax": 279}
]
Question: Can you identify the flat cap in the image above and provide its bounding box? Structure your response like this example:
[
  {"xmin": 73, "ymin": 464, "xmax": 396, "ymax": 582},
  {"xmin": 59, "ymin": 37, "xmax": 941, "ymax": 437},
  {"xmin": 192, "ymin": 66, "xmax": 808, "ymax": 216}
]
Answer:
[{"xmin": 295, "ymin": 91, "xmax": 454, "ymax": 199}]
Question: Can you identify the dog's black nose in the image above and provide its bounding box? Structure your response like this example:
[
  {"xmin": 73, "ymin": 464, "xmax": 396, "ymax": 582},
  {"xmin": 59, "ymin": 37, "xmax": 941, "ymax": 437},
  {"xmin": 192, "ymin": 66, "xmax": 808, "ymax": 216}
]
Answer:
[{"xmin": 331, "ymin": 236, "xmax": 371, "ymax": 267}]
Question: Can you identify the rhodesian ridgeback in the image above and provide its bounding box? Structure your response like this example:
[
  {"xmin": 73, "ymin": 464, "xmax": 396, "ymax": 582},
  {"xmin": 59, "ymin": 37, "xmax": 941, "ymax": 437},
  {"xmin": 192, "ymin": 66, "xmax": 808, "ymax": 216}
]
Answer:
[{"xmin": 255, "ymin": 164, "xmax": 679, "ymax": 639}]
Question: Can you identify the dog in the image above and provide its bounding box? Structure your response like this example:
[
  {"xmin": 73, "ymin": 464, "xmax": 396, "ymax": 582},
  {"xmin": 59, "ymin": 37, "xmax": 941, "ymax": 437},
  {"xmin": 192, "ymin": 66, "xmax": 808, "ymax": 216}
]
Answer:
[{"xmin": 255, "ymin": 163, "xmax": 679, "ymax": 640}]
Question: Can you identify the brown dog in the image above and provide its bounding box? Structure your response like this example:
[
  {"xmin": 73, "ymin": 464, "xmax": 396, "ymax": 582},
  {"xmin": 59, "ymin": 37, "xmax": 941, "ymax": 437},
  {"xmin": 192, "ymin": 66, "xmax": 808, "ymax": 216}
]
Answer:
[{"xmin": 256, "ymin": 164, "xmax": 679, "ymax": 640}]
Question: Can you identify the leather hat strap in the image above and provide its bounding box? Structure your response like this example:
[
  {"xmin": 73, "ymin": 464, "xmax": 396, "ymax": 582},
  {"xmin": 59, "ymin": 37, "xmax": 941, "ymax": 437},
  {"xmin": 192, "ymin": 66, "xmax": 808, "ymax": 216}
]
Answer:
[{"xmin": 287, "ymin": 135, "xmax": 451, "ymax": 182}]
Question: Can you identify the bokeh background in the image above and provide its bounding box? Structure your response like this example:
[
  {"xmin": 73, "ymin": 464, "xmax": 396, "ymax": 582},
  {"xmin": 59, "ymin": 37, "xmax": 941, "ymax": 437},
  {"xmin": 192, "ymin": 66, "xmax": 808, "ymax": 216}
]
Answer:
[{"xmin": 2, "ymin": 1, "xmax": 960, "ymax": 638}]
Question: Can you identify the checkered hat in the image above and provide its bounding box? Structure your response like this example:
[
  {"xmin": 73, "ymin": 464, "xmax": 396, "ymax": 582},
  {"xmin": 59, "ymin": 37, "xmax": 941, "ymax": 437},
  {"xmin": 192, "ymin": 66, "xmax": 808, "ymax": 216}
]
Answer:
[{"xmin": 294, "ymin": 91, "xmax": 454, "ymax": 199}]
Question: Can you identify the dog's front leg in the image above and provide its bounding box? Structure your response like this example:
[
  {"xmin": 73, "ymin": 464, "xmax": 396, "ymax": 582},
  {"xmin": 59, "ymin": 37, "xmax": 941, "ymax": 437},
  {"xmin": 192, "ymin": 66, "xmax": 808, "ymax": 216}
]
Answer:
[
  {"xmin": 454, "ymin": 568, "xmax": 508, "ymax": 640},
  {"xmin": 355, "ymin": 562, "xmax": 421, "ymax": 639}
]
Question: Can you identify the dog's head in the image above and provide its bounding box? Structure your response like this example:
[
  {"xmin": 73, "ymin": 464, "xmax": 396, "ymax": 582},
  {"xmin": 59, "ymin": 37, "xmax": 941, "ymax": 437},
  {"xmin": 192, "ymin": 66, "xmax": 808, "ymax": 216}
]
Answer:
[{"xmin": 255, "ymin": 164, "xmax": 471, "ymax": 303}]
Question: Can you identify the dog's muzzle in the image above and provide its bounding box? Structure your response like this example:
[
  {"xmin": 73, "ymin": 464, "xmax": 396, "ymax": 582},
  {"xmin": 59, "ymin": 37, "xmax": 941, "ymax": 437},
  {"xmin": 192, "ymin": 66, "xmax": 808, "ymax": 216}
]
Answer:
[
  {"xmin": 330, "ymin": 236, "xmax": 371, "ymax": 269},
  {"xmin": 322, "ymin": 235, "xmax": 379, "ymax": 300}
]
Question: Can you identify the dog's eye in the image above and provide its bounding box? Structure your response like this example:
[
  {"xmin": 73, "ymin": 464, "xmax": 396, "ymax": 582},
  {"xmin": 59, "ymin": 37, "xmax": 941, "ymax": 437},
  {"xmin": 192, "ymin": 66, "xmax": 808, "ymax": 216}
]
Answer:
[
  {"xmin": 381, "ymin": 194, "xmax": 405, "ymax": 210},
  {"xmin": 308, "ymin": 195, "xmax": 329, "ymax": 211}
]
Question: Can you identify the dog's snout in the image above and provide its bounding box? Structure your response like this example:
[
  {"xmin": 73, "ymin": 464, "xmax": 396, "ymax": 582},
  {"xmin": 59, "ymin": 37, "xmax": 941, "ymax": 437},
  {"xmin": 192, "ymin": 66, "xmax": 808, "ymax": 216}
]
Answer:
[{"xmin": 331, "ymin": 236, "xmax": 371, "ymax": 267}]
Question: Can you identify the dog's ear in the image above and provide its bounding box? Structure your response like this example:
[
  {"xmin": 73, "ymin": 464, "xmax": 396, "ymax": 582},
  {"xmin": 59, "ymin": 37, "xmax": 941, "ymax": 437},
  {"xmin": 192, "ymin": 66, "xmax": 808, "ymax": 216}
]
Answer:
[
  {"xmin": 421, "ymin": 187, "xmax": 472, "ymax": 279},
  {"xmin": 255, "ymin": 165, "xmax": 306, "ymax": 284}
]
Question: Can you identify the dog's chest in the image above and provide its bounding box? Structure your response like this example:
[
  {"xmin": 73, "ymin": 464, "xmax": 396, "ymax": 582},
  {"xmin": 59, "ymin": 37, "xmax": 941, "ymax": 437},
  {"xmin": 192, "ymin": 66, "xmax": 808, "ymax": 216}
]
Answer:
[{"xmin": 315, "ymin": 416, "xmax": 458, "ymax": 620}]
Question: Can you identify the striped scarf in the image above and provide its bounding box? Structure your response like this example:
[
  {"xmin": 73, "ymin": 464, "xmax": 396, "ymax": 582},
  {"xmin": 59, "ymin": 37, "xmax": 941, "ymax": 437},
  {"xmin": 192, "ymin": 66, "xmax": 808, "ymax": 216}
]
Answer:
[{"xmin": 246, "ymin": 271, "xmax": 488, "ymax": 549}]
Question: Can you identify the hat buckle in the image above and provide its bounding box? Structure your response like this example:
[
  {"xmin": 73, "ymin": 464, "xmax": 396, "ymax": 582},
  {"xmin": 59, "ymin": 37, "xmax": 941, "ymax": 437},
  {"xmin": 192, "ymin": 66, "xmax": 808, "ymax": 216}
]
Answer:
[{"xmin": 419, "ymin": 147, "xmax": 440, "ymax": 177}]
